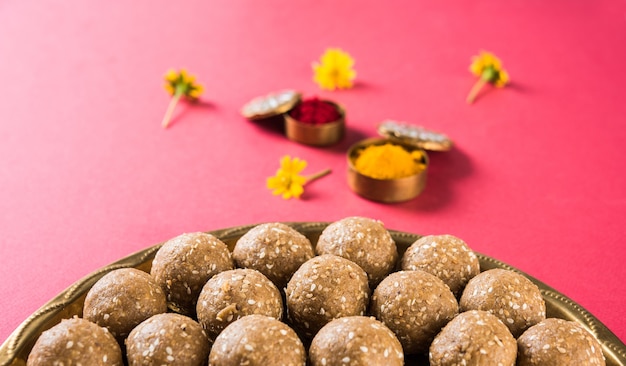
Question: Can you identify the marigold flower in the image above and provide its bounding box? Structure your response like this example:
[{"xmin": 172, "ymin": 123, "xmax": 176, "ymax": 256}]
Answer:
[
  {"xmin": 312, "ymin": 48, "xmax": 356, "ymax": 91},
  {"xmin": 161, "ymin": 69, "xmax": 204, "ymax": 128},
  {"xmin": 466, "ymin": 51, "xmax": 509, "ymax": 104},
  {"xmin": 266, "ymin": 156, "xmax": 331, "ymax": 200}
]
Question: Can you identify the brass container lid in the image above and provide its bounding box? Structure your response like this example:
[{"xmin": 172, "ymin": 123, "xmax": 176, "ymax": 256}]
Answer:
[
  {"xmin": 284, "ymin": 101, "xmax": 345, "ymax": 146},
  {"xmin": 347, "ymin": 137, "xmax": 429, "ymax": 203},
  {"xmin": 377, "ymin": 120, "xmax": 452, "ymax": 151},
  {"xmin": 241, "ymin": 90, "xmax": 302, "ymax": 120}
]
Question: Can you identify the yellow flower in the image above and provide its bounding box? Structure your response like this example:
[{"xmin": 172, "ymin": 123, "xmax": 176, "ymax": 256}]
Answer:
[
  {"xmin": 312, "ymin": 48, "xmax": 356, "ymax": 90},
  {"xmin": 266, "ymin": 156, "xmax": 331, "ymax": 200},
  {"xmin": 161, "ymin": 69, "xmax": 204, "ymax": 128},
  {"xmin": 466, "ymin": 51, "xmax": 509, "ymax": 103}
]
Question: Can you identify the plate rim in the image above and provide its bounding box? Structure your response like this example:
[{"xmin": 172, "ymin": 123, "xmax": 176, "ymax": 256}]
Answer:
[{"xmin": 1, "ymin": 222, "xmax": 625, "ymax": 365}]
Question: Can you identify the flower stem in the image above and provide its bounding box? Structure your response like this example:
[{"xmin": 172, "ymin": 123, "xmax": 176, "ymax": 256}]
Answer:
[
  {"xmin": 466, "ymin": 79, "xmax": 487, "ymax": 104},
  {"xmin": 162, "ymin": 92, "xmax": 182, "ymax": 128},
  {"xmin": 305, "ymin": 168, "xmax": 332, "ymax": 184}
]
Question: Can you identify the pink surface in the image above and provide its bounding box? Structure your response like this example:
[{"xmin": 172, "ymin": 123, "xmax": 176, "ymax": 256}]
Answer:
[{"xmin": 1, "ymin": 0, "xmax": 625, "ymax": 344}]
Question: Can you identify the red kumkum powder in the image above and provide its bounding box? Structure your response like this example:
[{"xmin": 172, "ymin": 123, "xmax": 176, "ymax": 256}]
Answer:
[{"xmin": 288, "ymin": 97, "xmax": 341, "ymax": 124}]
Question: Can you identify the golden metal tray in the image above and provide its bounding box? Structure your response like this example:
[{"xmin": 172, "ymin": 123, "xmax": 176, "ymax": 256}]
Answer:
[{"xmin": 1, "ymin": 222, "xmax": 625, "ymax": 365}]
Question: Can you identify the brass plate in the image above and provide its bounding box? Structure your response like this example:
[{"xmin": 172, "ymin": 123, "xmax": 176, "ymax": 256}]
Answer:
[{"xmin": 1, "ymin": 222, "xmax": 625, "ymax": 365}]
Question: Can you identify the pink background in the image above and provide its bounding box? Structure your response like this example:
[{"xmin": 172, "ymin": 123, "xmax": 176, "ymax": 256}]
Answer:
[{"xmin": 1, "ymin": 0, "xmax": 625, "ymax": 343}]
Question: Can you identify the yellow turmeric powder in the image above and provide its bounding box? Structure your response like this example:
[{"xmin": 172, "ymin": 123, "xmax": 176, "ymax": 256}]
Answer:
[{"xmin": 354, "ymin": 143, "xmax": 426, "ymax": 179}]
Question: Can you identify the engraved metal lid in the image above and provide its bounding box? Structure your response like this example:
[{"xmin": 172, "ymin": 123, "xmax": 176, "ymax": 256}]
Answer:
[
  {"xmin": 377, "ymin": 120, "xmax": 453, "ymax": 151},
  {"xmin": 241, "ymin": 90, "xmax": 302, "ymax": 120}
]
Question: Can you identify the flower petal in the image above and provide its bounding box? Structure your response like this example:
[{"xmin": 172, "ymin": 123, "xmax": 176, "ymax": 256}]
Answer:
[
  {"xmin": 495, "ymin": 69, "xmax": 509, "ymax": 87},
  {"xmin": 164, "ymin": 83, "xmax": 175, "ymax": 95},
  {"xmin": 165, "ymin": 69, "xmax": 179, "ymax": 82},
  {"xmin": 289, "ymin": 183, "xmax": 304, "ymax": 199}
]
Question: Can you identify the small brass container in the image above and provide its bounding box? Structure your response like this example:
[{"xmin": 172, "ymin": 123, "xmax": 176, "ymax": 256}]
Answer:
[
  {"xmin": 242, "ymin": 90, "xmax": 345, "ymax": 147},
  {"xmin": 348, "ymin": 138, "xmax": 428, "ymax": 203},
  {"xmin": 347, "ymin": 121, "xmax": 452, "ymax": 203},
  {"xmin": 284, "ymin": 101, "xmax": 345, "ymax": 146}
]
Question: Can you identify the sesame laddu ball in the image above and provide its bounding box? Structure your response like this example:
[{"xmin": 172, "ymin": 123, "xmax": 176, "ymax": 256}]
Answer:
[
  {"xmin": 517, "ymin": 318, "xmax": 606, "ymax": 366},
  {"xmin": 151, "ymin": 232, "xmax": 234, "ymax": 316},
  {"xmin": 27, "ymin": 317, "xmax": 123, "ymax": 366},
  {"xmin": 126, "ymin": 313, "xmax": 210, "ymax": 366},
  {"xmin": 401, "ymin": 234, "xmax": 480, "ymax": 296},
  {"xmin": 459, "ymin": 268, "xmax": 546, "ymax": 338},
  {"xmin": 286, "ymin": 254, "xmax": 370, "ymax": 339},
  {"xmin": 208, "ymin": 315, "xmax": 306, "ymax": 366},
  {"xmin": 370, "ymin": 270, "xmax": 459, "ymax": 355},
  {"xmin": 316, "ymin": 216, "xmax": 398, "ymax": 287},
  {"xmin": 233, "ymin": 222, "xmax": 315, "ymax": 289},
  {"xmin": 309, "ymin": 316, "xmax": 404, "ymax": 366},
  {"xmin": 196, "ymin": 268, "xmax": 283, "ymax": 341},
  {"xmin": 429, "ymin": 310, "xmax": 517, "ymax": 366},
  {"xmin": 83, "ymin": 268, "xmax": 167, "ymax": 341}
]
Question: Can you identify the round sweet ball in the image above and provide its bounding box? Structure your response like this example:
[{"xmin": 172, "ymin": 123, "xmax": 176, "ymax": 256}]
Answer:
[
  {"xmin": 459, "ymin": 268, "xmax": 546, "ymax": 338},
  {"xmin": 151, "ymin": 232, "xmax": 234, "ymax": 316},
  {"xmin": 84, "ymin": 268, "xmax": 167, "ymax": 340},
  {"xmin": 429, "ymin": 310, "xmax": 517, "ymax": 366},
  {"xmin": 316, "ymin": 216, "xmax": 398, "ymax": 287},
  {"xmin": 233, "ymin": 222, "xmax": 315, "ymax": 289},
  {"xmin": 400, "ymin": 234, "xmax": 480, "ymax": 296},
  {"xmin": 517, "ymin": 318, "xmax": 606, "ymax": 366},
  {"xmin": 126, "ymin": 313, "xmax": 209, "ymax": 366},
  {"xmin": 197, "ymin": 268, "xmax": 283, "ymax": 341},
  {"xmin": 371, "ymin": 270, "xmax": 458, "ymax": 354},
  {"xmin": 27, "ymin": 317, "xmax": 122, "ymax": 366},
  {"xmin": 209, "ymin": 314, "xmax": 306, "ymax": 366},
  {"xmin": 310, "ymin": 316, "xmax": 404, "ymax": 366},
  {"xmin": 286, "ymin": 254, "xmax": 370, "ymax": 339}
]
